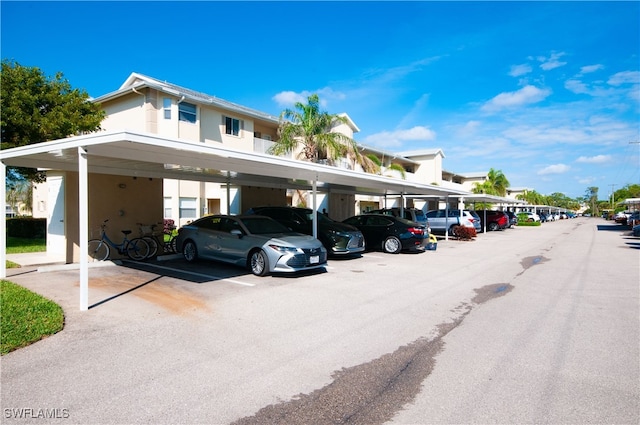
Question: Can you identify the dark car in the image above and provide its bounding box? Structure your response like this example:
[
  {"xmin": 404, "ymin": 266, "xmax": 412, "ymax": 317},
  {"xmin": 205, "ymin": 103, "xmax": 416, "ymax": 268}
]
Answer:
[
  {"xmin": 365, "ymin": 207, "xmax": 429, "ymax": 229},
  {"xmin": 504, "ymin": 211, "xmax": 518, "ymax": 227},
  {"xmin": 342, "ymin": 214, "xmax": 427, "ymax": 254},
  {"xmin": 175, "ymin": 215, "xmax": 327, "ymax": 276},
  {"xmin": 475, "ymin": 210, "xmax": 509, "ymax": 231},
  {"xmin": 246, "ymin": 206, "xmax": 365, "ymax": 256}
]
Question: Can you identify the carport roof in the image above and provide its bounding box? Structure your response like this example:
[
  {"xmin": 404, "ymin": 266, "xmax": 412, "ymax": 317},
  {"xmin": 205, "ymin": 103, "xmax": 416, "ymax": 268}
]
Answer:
[{"xmin": 1, "ymin": 130, "xmax": 471, "ymax": 198}]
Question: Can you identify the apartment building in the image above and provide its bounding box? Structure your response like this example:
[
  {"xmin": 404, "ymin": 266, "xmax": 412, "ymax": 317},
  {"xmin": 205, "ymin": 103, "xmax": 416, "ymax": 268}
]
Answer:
[{"xmin": 32, "ymin": 72, "xmax": 494, "ymax": 228}]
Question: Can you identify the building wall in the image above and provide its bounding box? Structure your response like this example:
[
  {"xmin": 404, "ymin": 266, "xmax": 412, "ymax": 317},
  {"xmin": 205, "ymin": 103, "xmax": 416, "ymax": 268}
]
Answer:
[
  {"xmin": 100, "ymin": 93, "xmax": 146, "ymax": 132},
  {"xmin": 408, "ymin": 153, "xmax": 443, "ymax": 185},
  {"xmin": 99, "ymin": 87, "xmax": 281, "ymax": 224},
  {"xmin": 241, "ymin": 186, "xmax": 287, "ymax": 211},
  {"xmin": 328, "ymin": 192, "xmax": 356, "ymax": 221},
  {"xmin": 76, "ymin": 173, "xmax": 162, "ymax": 262}
]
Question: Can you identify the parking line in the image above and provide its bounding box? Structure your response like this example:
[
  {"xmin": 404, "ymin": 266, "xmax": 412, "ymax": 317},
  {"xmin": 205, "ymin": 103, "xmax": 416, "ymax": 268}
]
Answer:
[{"xmin": 142, "ymin": 263, "xmax": 256, "ymax": 287}]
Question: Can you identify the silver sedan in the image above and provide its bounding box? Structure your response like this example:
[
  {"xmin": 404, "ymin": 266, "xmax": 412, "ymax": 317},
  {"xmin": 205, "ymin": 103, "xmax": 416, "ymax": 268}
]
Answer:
[{"xmin": 175, "ymin": 215, "xmax": 327, "ymax": 276}]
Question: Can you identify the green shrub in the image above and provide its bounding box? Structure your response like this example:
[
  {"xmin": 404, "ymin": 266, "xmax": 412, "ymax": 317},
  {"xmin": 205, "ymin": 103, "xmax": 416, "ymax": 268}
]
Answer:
[
  {"xmin": 0, "ymin": 280, "xmax": 64, "ymax": 355},
  {"xmin": 6, "ymin": 217, "xmax": 46, "ymax": 238},
  {"xmin": 517, "ymin": 221, "xmax": 541, "ymax": 227}
]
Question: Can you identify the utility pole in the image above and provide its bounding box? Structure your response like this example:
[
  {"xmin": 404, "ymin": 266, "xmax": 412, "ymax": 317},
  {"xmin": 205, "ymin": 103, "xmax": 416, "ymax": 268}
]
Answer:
[{"xmin": 609, "ymin": 184, "xmax": 616, "ymax": 209}]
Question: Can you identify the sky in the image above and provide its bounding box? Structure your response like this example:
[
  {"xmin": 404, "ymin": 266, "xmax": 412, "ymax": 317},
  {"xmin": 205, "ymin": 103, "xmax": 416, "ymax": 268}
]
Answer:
[{"xmin": 1, "ymin": 1, "xmax": 639, "ymax": 200}]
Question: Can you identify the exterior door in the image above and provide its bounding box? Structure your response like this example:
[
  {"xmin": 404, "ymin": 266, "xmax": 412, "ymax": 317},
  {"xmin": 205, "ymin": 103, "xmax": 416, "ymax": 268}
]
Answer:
[{"xmin": 47, "ymin": 175, "xmax": 65, "ymax": 255}]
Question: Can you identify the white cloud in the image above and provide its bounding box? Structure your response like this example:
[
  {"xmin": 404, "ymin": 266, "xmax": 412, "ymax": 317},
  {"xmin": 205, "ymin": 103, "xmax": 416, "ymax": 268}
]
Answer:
[
  {"xmin": 481, "ymin": 85, "xmax": 551, "ymax": 112},
  {"xmin": 272, "ymin": 88, "xmax": 346, "ymax": 108},
  {"xmin": 608, "ymin": 71, "xmax": 640, "ymax": 86},
  {"xmin": 537, "ymin": 164, "xmax": 570, "ymax": 175},
  {"xmin": 273, "ymin": 91, "xmax": 306, "ymax": 106},
  {"xmin": 509, "ymin": 64, "xmax": 532, "ymax": 77},
  {"xmin": 564, "ymin": 79, "xmax": 589, "ymax": 94},
  {"xmin": 576, "ymin": 155, "xmax": 612, "ymax": 164},
  {"xmin": 580, "ymin": 64, "xmax": 604, "ymax": 74},
  {"xmin": 455, "ymin": 120, "xmax": 481, "ymax": 137},
  {"xmin": 362, "ymin": 56, "xmax": 443, "ymax": 84},
  {"xmin": 578, "ymin": 176, "xmax": 597, "ymax": 185},
  {"xmin": 363, "ymin": 126, "xmax": 436, "ymax": 148},
  {"xmin": 537, "ymin": 51, "xmax": 567, "ymax": 71}
]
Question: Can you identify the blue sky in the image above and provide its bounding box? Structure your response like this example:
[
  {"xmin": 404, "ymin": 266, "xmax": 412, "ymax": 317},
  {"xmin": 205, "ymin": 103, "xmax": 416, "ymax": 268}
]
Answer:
[{"xmin": 2, "ymin": 1, "xmax": 639, "ymax": 199}]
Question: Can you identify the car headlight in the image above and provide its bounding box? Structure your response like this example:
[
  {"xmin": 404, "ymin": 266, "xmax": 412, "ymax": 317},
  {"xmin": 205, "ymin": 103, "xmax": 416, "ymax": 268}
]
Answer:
[
  {"xmin": 268, "ymin": 244, "xmax": 302, "ymax": 254},
  {"xmin": 327, "ymin": 229, "xmax": 348, "ymax": 240}
]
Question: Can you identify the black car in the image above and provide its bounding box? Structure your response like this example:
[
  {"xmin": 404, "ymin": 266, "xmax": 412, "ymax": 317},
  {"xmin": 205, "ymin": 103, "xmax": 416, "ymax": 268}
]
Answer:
[
  {"xmin": 342, "ymin": 214, "xmax": 427, "ymax": 254},
  {"xmin": 366, "ymin": 207, "xmax": 429, "ymax": 229},
  {"xmin": 246, "ymin": 206, "xmax": 365, "ymax": 256}
]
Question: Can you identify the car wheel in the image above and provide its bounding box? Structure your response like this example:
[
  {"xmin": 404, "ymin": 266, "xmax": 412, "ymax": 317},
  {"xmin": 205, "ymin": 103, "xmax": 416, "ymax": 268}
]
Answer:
[
  {"xmin": 182, "ymin": 240, "xmax": 198, "ymax": 262},
  {"xmin": 250, "ymin": 249, "xmax": 269, "ymax": 276},
  {"xmin": 488, "ymin": 222, "xmax": 499, "ymax": 231},
  {"xmin": 382, "ymin": 236, "xmax": 402, "ymax": 254},
  {"xmin": 449, "ymin": 225, "xmax": 460, "ymax": 237}
]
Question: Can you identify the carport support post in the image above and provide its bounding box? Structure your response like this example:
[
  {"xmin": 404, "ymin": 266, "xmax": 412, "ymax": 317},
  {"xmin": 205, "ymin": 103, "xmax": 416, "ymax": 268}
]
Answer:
[
  {"xmin": 79, "ymin": 147, "xmax": 89, "ymax": 311},
  {"xmin": 312, "ymin": 179, "xmax": 318, "ymax": 238},
  {"xmin": 226, "ymin": 171, "xmax": 231, "ymax": 214},
  {"xmin": 444, "ymin": 196, "xmax": 449, "ymax": 241},
  {"xmin": 1, "ymin": 161, "xmax": 6, "ymax": 279}
]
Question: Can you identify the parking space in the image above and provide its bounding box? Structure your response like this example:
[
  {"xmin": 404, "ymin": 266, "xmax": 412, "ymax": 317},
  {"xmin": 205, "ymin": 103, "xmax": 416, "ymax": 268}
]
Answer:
[
  {"xmin": 3, "ymin": 217, "xmax": 638, "ymax": 424},
  {"xmin": 5, "ymin": 218, "xmax": 606, "ymax": 319}
]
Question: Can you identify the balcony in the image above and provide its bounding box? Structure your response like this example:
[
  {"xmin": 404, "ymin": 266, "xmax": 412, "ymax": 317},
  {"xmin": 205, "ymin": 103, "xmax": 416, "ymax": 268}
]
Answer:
[{"xmin": 253, "ymin": 137, "xmax": 276, "ymax": 155}]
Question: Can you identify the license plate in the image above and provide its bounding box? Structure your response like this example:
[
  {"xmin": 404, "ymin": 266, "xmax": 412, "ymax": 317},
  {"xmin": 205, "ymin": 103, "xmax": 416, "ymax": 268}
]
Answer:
[{"xmin": 310, "ymin": 255, "xmax": 319, "ymax": 264}]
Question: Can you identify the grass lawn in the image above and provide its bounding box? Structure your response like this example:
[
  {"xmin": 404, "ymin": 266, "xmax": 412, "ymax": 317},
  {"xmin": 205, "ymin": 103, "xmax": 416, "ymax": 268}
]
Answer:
[
  {"xmin": 2, "ymin": 236, "xmax": 64, "ymax": 354},
  {"xmin": 7, "ymin": 236, "xmax": 46, "ymax": 253},
  {"xmin": 1, "ymin": 280, "xmax": 64, "ymax": 355},
  {"xmin": 5, "ymin": 236, "xmax": 45, "ymax": 268}
]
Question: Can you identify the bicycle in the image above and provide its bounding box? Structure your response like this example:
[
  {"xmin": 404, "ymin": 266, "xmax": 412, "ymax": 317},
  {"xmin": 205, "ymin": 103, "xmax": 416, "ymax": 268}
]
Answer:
[
  {"xmin": 163, "ymin": 222, "xmax": 178, "ymax": 254},
  {"xmin": 88, "ymin": 219, "xmax": 150, "ymax": 261},
  {"xmin": 137, "ymin": 222, "xmax": 179, "ymax": 259}
]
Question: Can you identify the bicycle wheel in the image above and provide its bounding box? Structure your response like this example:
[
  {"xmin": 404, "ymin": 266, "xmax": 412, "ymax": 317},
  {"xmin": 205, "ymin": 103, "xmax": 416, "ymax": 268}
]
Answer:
[
  {"xmin": 169, "ymin": 237, "xmax": 178, "ymax": 254},
  {"xmin": 88, "ymin": 239, "xmax": 109, "ymax": 261},
  {"xmin": 142, "ymin": 236, "xmax": 158, "ymax": 259},
  {"xmin": 125, "ymin": 238, "xmax": 150, "ymax": 261}
]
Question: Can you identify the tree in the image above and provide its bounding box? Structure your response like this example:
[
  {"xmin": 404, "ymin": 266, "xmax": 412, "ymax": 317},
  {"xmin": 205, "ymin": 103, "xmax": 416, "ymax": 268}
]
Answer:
[
  {"xmin": 516, "ymin": 190, "xmax": 547, "ymax": 205},
  {"xmin": 1, "ymin": 59, "xmax": 105, "ymax": 182},
  {"xmin": 366, "ymin": 154, "xmax": 406, "ymax": 179},
  {"xmin": 546, "ymin": 192, "xmax": 581, "ymax": 210},
  {"xmin": 585, "ymin": 186, "xmax": 599, "ymax": 216},
  {"xmin": 614, "ymin": 184, "xmax": 640, "ymax": 206},
  {"xmin": 269, "ymin": 94, "xmax": 377, "ymax": 172},
  {"xmin": 5, "ymin": 172, "xmax": 32, "ymax": 216},
  {"xmin": 472, "ymin": 168, "xmax": 510, "ymax": 197}
]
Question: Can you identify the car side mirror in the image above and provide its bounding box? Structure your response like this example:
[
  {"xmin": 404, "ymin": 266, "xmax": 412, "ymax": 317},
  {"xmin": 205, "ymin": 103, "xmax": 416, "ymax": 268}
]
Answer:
[{"xmin": 230, "ymin": 229, "xmax": 243, "ymax": 238}]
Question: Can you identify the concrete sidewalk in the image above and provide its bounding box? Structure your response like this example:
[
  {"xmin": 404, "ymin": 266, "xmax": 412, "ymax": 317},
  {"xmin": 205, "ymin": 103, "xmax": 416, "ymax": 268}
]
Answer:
[{"xmin": 5, "ymin": 252, "xmax": 66, "ymax": 267}]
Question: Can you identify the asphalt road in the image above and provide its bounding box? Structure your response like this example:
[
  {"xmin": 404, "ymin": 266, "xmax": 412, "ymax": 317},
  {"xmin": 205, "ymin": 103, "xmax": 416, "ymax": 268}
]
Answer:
[{"xmin": 2, "ymin": 217, "xmax": 638, "ymax": 424}]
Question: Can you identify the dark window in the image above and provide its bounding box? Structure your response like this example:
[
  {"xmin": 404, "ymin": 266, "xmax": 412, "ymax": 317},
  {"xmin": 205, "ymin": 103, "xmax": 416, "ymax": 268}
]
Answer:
[
  {"xmin": 225, "ymin": 116, "xmax": 242, "ymax": 136},
  {"xmin": 179, "ymin": 102, "xmax": 197, "ymax": 123}
]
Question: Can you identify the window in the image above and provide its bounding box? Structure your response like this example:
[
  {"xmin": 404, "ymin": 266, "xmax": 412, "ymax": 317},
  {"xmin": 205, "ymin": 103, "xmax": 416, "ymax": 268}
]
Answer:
[
  {"xmin": 179, "ymin": 102, "xmax": 197, "ymax": 123},
  {"xmin": 224, "ymin": 116, "xmax": 243, "ymax": 136},
  {"xmin": 163, "ymin": 98, "xmax": 171, "ymax": 119},
  {"xmin": 164, "ymin": 197, "xmax": 172, "ymax": 218},
  {"xmin": 179, "ymin": 197, "xmax": 197, "ymax": 218}
]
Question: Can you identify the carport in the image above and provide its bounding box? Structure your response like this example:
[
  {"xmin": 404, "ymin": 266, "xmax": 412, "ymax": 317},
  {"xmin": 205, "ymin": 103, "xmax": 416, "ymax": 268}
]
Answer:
[
  {"xmin": 399, "ymin": 193, "xmax": 525, "ymax": 237},
  {"xmin": 1, "ymin": 130, "xmax": 469, "ymax": 310}
]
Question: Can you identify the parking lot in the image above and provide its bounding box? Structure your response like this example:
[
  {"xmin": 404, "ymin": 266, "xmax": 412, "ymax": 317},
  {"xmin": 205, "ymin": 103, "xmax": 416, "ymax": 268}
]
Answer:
[{"xmin": 2, "ymin": 217, "xmax": 639, "ymax": 424}]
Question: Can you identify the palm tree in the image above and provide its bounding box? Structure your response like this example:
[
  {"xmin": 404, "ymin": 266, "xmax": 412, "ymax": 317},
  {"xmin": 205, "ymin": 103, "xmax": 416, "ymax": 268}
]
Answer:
[
  {"xmin": 472, "ymin": 168, "xmax": 510, "ymax": 197},
  {"xmin": 269, "ymin": 94, "xmax": 377, "ymax": 172},
  {"xmin": 366, "ymin": 154, "xmax": 406, "ymax": 179},
  {"xmin": 516, "ymin": 189, "xmax": 547, "ymax": 205},
  {"xmin": 6, "ymin": 177, "xmax": 32, "ymax": 216}
]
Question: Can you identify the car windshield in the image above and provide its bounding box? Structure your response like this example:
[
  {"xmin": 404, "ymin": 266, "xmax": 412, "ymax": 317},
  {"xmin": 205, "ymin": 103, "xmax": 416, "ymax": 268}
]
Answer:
[
  {"xmin": 241, "ymin": 216, "xmax": 292, "ymax": 235},
  {"xmin": 299, "ymin": 209, "xmax": 336, "ymax": 223}
]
